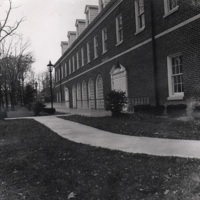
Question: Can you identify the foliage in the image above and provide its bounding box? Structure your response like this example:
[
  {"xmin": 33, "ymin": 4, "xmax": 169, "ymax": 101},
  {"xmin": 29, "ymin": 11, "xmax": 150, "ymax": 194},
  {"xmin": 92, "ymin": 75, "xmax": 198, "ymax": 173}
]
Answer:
[
  {"xmin": 105, "ymin": 90, "xmax": 127, "ymax": 117},
  {"xmin": 166, "ymin": 104, "xmax": 187, "ymax": 111},
  {"xmin": 32, "ymin": 102, "xmax": 46, "ymax": 116},
  {"xmin": 134, "ymin": 105, "xmax": 165, "ymax": 116},
  {"xmin": 24, "ymin": 84, "xmax": 36, "ymax": 107},
  {"xmin": 43, "ymin": 108, "xmax": 56, "ymax": 115}
]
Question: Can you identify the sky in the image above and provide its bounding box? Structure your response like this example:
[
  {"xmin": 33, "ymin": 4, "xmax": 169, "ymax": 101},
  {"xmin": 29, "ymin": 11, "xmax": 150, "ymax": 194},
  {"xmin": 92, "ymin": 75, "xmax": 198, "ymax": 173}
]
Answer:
[{"xmin": 1, "ymin": 0, "xmax": 98, "ymax": 75}]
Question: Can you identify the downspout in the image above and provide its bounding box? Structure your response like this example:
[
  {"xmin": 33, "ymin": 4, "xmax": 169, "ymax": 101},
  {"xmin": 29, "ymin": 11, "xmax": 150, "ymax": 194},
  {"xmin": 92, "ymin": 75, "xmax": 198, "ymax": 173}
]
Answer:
[{"xmin": 150, "ymin": 0, "xmax": 159, "ymax": 106}]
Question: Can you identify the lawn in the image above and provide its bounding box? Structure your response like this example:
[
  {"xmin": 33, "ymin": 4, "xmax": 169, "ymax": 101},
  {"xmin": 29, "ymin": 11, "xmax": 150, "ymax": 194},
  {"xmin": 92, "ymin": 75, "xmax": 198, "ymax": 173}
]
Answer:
[
  {"xmin": 59, "ymin": 114, "xmax": 200, "ymax": 140},
  {"xmin": 0, "ymin": 119, "xmax": 200, "ymax": 199}
]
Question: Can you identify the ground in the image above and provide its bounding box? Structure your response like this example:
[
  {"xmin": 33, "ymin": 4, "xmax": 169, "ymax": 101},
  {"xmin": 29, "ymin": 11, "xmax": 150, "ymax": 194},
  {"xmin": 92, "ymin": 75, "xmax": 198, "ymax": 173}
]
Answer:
[
  {"xmin": 1, "ymin": 118, "xmax": 200, "ymax": 199},
  {"xmin": 59, "ymin": 113, "xmax": 200, "ymax": 140}
]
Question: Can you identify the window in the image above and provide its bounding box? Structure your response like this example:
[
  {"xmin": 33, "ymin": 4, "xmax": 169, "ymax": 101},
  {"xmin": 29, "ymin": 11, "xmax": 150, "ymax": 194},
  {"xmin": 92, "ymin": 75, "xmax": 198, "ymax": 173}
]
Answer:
[
  {"xmin": 81, "ymin": 47, "xmax": 84, "ymax": 67},
  {"xmin": 72, "ymin": 56, "xmax": 75, "ymax": 72},
  {"xmin": 65, "ymin": 63, "xmax": 67, "ymax": 77},
  {"xmin": 58, "ymin": 68, "xmax": 60, "ymax": 81},
  {"xmin": 55, "ymin": 70, "xmax": 58, "ymax": 82},
  {"xmin": 87, "ymin": 42, "xmax": 91, "ymax": 63},
  {"xmin": 69, "ymin": 59, "xmax": 71, "ymax": 74},
  {"xmin": 135, "ymin": 0, "xmax": 145, "ymax": 33},
  {"xmin": 76, "ymin": 52, "xmax": 80, "ymax": 69},
  {"xmin": 164, "ymin": 0, "xmax": 179, "ymax": 16},
  {"xmin": 116, "ymin": 14, "xmax": 123, "ymax": 44},
  {"xmin": 167, "ymin": 54, "xmax": 184, "ymax": 100},
  {"xmin": 102, "ymin": 27, "xmax": 108, "ymax": 53},
  {"xmin": 61, "ymin": 65, "xmax": 64, "ymax": 79},
  {"xmin": 94, "ymin": 36, "xmax": 99, "ymax": 58}
]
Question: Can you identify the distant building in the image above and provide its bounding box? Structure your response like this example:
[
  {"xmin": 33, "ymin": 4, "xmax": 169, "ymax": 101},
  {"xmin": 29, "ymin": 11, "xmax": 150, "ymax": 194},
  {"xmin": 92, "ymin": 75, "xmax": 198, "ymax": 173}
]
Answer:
[{"xmin": 54, "ymin": 0, "xmax": 200, "ymax": 114}]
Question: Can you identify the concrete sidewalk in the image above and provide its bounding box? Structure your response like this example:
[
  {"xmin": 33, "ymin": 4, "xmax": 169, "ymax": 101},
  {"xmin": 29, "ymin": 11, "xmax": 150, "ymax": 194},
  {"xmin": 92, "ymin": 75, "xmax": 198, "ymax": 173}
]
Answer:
[{"xmin": 20, "ymin": 115, "xmax": 200, "ymax": 159}]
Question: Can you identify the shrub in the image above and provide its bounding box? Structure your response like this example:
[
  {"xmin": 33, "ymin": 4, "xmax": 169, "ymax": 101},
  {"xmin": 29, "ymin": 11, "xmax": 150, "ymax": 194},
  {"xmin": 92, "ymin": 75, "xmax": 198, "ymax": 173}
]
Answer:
[
  {"xmin": 43, "ymin": 108, "xmax": 56, "ymax": 115},
  {"xmin": 105, "ymin": 90, "xmax": 127, "ymax": 117},
  {"xmin": 134, "ymin": 105, "xmax": 165, "ymax": 116},
  {"xmin": 166, "ymin": 104, "xmax": 187, "ymax": 117},
  {"xmin": 32, "ymin": 102, "xmax": 46, "ymax": 116},
  {"xmin": 0, "ymin": 111, "xmax": 7, "ymax": 120}
]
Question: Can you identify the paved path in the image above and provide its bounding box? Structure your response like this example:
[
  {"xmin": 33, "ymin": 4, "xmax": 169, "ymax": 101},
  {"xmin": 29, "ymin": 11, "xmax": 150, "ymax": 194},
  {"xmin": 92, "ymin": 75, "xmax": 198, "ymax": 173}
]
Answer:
[{"xmin": 20, "ymin": 115, "xmax": 200, "ymax": 159}]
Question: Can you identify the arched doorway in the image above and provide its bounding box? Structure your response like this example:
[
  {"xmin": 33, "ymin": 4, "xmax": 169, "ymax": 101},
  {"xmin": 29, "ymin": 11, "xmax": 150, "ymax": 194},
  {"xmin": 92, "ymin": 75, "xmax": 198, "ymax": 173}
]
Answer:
[
  {"xmin": 72, "ymin": 85, "xmax": 77, "ymax": 108},
  {"xmin": 82, "ymin": 80, "xmax": 88, "ymax": 109},
  {"xmin": 77, "ymin": 83, "xmax": 82, "ymax": 108},
  {"xmin": 64, "ymin": 87, "xmax": 69, "ymax": 108},
  {"xmin": 96, "ymin": 74, "xmax": 104, "ymax": 109},
  {"xmin": 110, "ymin": 63, "xmax": 128, "ymax": 95},
  {"xmin": 88, "ymin": 78, "xmax": 95, "ymax": 109}
]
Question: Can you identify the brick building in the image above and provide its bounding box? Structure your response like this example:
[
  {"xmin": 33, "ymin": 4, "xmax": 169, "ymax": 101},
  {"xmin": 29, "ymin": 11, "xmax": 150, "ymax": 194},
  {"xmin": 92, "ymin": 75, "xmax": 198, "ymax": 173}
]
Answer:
[{"xmin": 54, "ymin": 0, "xmax": 200, "ymax": 114}]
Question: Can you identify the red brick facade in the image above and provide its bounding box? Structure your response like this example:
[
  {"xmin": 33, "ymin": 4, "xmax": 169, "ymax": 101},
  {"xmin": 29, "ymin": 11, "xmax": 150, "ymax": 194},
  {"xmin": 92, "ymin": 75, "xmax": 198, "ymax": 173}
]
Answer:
[{"xmin": 54, "ymin": 0, "xmax": 200, "ymax": 110}]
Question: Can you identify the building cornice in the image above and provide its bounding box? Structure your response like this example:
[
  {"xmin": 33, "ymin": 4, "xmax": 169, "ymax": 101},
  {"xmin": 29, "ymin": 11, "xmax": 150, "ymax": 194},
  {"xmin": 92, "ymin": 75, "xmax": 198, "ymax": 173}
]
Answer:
[{"xmin": 54, "ymin": 0, "xmax": 123, "ymax": 68}]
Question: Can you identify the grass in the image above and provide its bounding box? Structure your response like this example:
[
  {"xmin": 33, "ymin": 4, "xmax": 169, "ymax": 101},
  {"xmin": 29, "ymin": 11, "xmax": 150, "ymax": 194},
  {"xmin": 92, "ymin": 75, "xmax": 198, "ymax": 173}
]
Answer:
[
  {"xmin": 59, "ymin": 114, "xmax": 200, "ymax": 140},
  {"xmin": 1, "ymin": 119, "xmax": 200, "ymax": 199}
]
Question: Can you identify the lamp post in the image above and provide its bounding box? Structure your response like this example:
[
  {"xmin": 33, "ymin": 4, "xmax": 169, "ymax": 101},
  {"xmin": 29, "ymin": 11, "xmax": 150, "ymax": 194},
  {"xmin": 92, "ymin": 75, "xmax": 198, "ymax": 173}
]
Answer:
[
  {"xmin": 35, "ymin": 81, "xmax": 38, "ymax": 101},
  {"xmin": 47, "ymin": 61, "xmax": 54, "ymax": 109}
]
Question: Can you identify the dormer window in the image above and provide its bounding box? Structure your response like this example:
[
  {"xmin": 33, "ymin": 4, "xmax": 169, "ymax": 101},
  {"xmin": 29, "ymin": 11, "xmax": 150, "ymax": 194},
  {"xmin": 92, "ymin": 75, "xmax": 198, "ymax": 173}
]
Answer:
[{"xmin": 99, "ymin": 0, "xmax": 111, "ymax": 12}]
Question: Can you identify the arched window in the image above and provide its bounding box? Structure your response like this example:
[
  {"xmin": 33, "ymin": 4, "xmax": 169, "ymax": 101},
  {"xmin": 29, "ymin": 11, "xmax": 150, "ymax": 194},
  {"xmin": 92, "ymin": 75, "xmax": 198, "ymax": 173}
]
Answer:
[
  {"xmin": 77, "ymin": 83, "xmax": 82, "ymax": 108},
  {"xmin": 72, "ymin": 85, "xmax": 77, "ymax": 108},
  {"xmin": 96, "ymin": 74, "xmax": 104, "ymax": 109},
  {"xmin": 88, "ymin": 78, "xmax": 95, "ymax": 109},
  {"xmin": 82, "ymin": 80, "xmax": 88, "ymax": 109}
]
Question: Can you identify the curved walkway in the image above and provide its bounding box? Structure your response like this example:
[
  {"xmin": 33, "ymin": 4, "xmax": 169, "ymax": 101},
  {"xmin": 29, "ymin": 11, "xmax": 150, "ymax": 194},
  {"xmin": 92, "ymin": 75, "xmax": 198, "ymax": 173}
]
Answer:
[{"xmin": 27, "ymin": 115, "xmax": 200, "ymax": 159}]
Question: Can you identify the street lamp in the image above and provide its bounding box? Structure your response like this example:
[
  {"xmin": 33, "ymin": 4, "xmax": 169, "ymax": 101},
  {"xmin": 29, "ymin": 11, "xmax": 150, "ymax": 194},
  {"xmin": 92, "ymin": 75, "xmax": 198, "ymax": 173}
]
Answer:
[
  {"xmin": 47, "ymin": 60, "xmax": 54, "ymax": 109},
  {"xmin": 35, "ymin": 81, "xmax": 38, "ymax": 101}
]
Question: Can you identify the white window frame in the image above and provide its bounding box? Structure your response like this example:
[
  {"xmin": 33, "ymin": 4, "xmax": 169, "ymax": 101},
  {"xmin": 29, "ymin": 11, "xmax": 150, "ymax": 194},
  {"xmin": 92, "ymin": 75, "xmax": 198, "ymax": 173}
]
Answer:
[
  {"xmin": 58, "ymin": 68, "xmax": 60, "ymax": 81},
  {"xmin": 94, "ymin": 36, "xmax": 98, "ymax": 59},
  {"xmin": 102, "ymin": 27, "xmax": 108, "ymax": 53},
  {"xmin": 167, "ymin": 53, "xmax": 184, "ymax": 100},
  {"xmin": 135, "ymin": 0, "xmax": 145, "ymax": 34},
  {"xmin": 72, "ymin": 56, "xmax": 75, "ymax": 72},
  {"xmin": 87, "ymin": 42, "xmax": 91, "ymax": 63},
  {"xmin": 69, "ymin": 59, "xmax": 71, "ymax": 74},
  {"xmin": 55, "ymin": 70, "xmax": 58, "ymax": 82},
  {"xmin": 163, "ymin": 0, "xmax": 179, "ymax": 17},
  {"xmin": 81, "ymin": 47, "xmax": 84, "ymax": 67},
  {"xmin": 65, "ymin": 63, "xmax": 67, "ymax": 77},
  {"xmin": 61, "ymin": 65, "xmax": 64, "ymax": 79},
  {"xmin": 76, "ymin": 52, "xmax": 80, "ymax": 69},
  {"xmin": 116, "ymin": 13, "xmax": 123, "ymax": 45}
]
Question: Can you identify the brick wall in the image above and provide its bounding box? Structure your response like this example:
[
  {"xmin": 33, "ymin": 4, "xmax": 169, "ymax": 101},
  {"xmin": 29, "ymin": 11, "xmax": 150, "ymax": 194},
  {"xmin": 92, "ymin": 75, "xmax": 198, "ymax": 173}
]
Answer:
[{"xmin": 55, "ymin": 0, "xmax": 200, "ymax": 108}]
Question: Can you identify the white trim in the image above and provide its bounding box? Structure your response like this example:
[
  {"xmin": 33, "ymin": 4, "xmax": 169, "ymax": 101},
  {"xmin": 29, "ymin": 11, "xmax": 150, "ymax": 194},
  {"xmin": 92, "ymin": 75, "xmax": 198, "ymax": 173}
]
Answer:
[
  {"xmin": 163, "ymin": 0, "xmax": 179, "ymax": 17},
  {"xmin": 55, "ymin": 38, "xmax": 152, "ymax": 88},
  {"xmin": 135, "ymin": 0, "xmax": 145, "ymax": 34},
  {"xmin": 55, "ymin": 0, "xmax": 123, "ymax": 68},
  {"xmin": 65, "ymin": 63, "xmax": 67, "ymax": 77},
  {"xmin": 76, "ymin": 52, "xmax": 79, "ymax": 69},
  {"xmin": 55, "ymin": 13, "xmax": 200, "ymax": 88},
  {"xmin": 167, "ymin": 53, "xmax": 184, "ymax": 100},
  {"xmin": 87, "ymin": 42, "xmax": 91, "ymax": 63},
  {"xmin": 116, "ymin": 13, "xmax": 123, "ymax": 44},
  {"xmin": 102, "ymin": 27, "xmax": 108, "ymax": 53},
  {"xmin": 155, "ymin": 13, "xmax": 200, "ymax": 39},
  {"xmin": 81, "ymin": 47, "xmax": 84, "ymax": 67},
  {"xmin": 94, "ymin": 35, "xmax": 98, "ymax": 58}
]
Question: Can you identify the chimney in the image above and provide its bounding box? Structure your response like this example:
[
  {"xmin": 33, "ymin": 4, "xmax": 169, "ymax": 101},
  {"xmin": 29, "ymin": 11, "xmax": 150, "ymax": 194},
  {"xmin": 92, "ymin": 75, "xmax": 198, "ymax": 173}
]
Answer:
[
  {"xmin": 85, "ymin": 5, "xmax": 99, "ymax": 26},
  {"xmin": 61, "ymin": 41, "xmax": 69, "ymax": 55},
  {"xmin": 99, "ymin": 0, "xmax": 111, "ymax": 12},
  {"xmin": 67, "ymin": 31, "xmax": 77, "ymax": 46},
  {"xmin": 75, "ymin": 19, "xmax": 86, "ymax": 38}
]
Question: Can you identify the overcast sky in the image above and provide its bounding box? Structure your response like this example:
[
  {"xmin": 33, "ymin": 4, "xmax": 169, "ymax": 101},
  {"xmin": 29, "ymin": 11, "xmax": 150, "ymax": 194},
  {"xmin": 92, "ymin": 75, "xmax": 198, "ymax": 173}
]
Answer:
[{"xmin": 2, "ymin": 0, "xmax": 98, "ymax": 75}]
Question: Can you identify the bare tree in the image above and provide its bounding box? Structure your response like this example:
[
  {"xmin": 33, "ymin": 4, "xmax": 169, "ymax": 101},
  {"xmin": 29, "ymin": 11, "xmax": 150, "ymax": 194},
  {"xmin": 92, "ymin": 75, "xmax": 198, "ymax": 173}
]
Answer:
[
  {"xmin": 0, "ymin": 0, "xmax": 25, "ymax": 43},
  {"xmin": 0, "ymin": 36, "xmax": 34, "ymax": 110}
]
